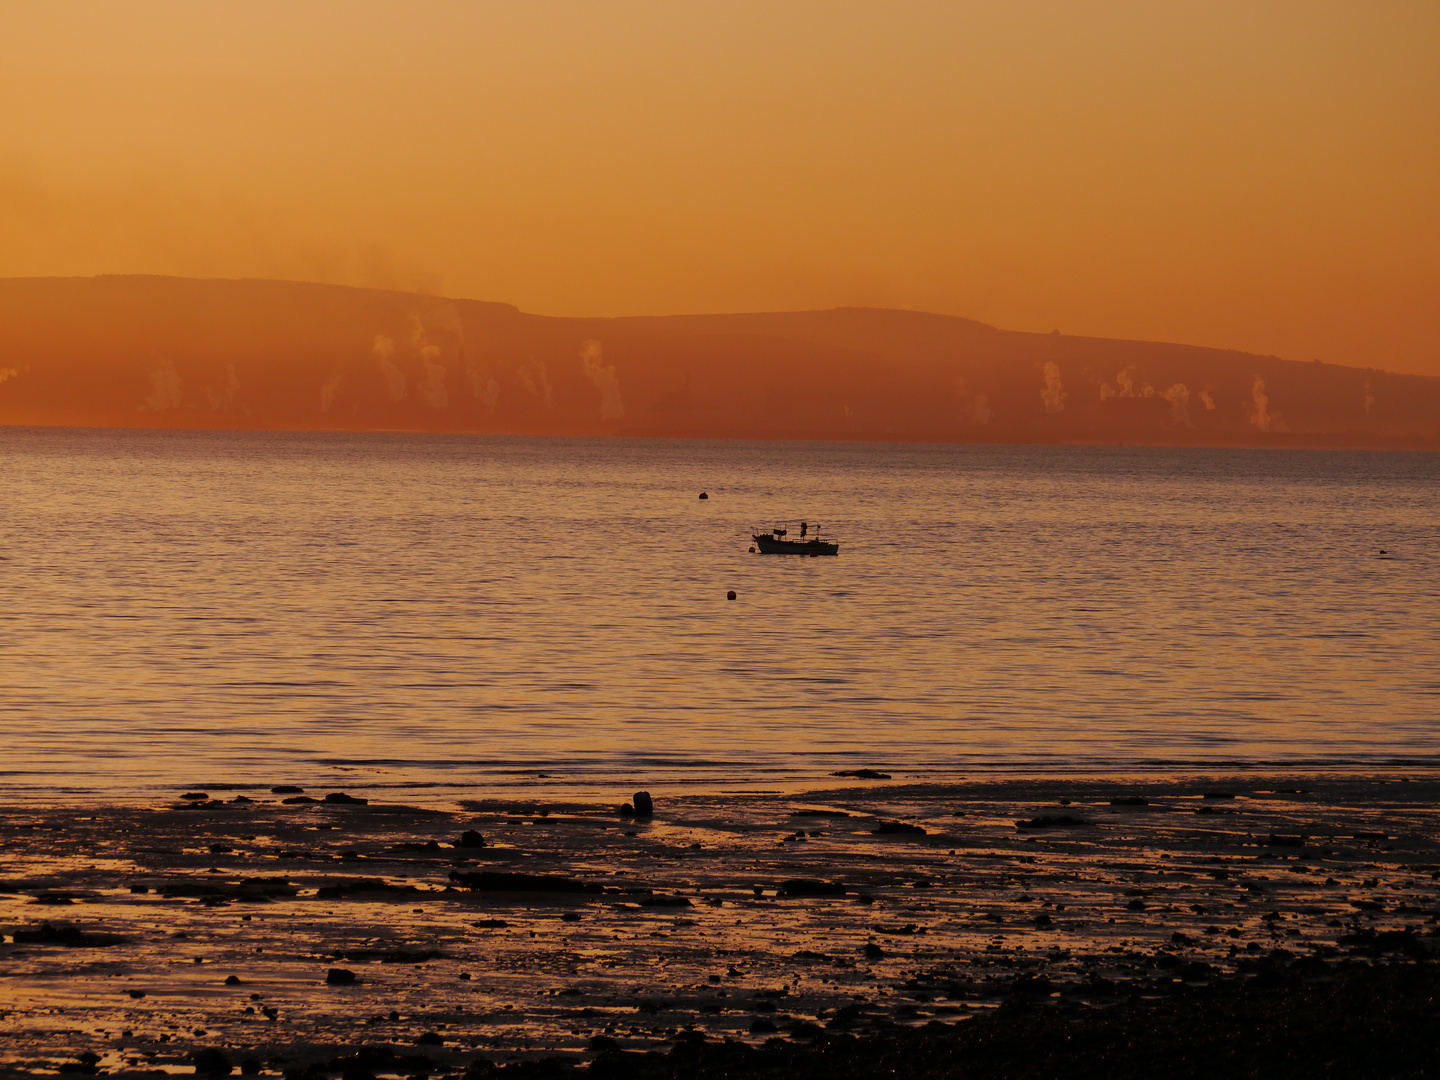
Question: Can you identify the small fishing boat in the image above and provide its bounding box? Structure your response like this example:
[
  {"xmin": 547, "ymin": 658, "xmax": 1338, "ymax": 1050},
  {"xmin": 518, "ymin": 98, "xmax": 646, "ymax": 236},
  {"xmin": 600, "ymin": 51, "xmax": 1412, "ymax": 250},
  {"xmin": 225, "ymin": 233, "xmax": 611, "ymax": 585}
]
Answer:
[{"xmin": 751, "ymin": 521, "xmax": 839, "ymax": 556}]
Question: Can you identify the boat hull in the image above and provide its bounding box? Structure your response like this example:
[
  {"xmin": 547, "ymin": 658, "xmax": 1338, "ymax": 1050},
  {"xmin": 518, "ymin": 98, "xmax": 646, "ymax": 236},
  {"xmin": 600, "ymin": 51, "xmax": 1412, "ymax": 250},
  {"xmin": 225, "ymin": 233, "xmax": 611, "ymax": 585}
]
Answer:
[{"xmin": 753, "ymin": 535, "xmax": 839, "ymax": 556}]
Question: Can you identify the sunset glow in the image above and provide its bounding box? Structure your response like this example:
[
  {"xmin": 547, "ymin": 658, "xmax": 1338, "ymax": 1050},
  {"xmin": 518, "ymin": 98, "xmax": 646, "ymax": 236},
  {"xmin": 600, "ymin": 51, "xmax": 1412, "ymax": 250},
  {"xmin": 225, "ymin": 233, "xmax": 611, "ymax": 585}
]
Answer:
[
  {"xmin": 3, "ymin": 2, "xmax": 1437, "ymax": 376},
  {"xmin": 2, "ymin": 6, "xmax": 1438, "ymax": 1074}
]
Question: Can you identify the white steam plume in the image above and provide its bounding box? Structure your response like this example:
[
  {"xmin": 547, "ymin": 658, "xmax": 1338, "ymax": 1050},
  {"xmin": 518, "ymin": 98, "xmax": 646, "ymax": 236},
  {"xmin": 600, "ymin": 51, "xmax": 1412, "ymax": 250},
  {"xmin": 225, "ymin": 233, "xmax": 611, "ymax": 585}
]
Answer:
[
  {"xmin": 1039, "ymin": 362, "xmax": 1067, "ymax": 413},
  {"xmin": 1199, "ymin": 385, "xmax": 1216, "ymax": 410},
  {"xmin": 461, "ymin": 347, "xmax": 500, "ymax": 412},
  {"xmin": 144, "ymin": 358, "xmax": 183, "ymax": 411},
  {"xmin": 374, "ymin": 336, "xmax": 406, "ymax": 402},
  {"xmin": 580, "ymin": 340, "xmax": 625, "ymax": 420},
  {"xmin": 518, "ymin": 361, "xmax": 553, "ymax": 409},
  {"xmin": 411, "ymin": 320, "xmax": 448, "ymax": 409},
  {"xmin": 1116, "ymin": 366, "xmax": 1136, "ymax": 397},
  {"xmin": 1161, "ymin": 383, "xmax": 1192, "ymax": 426},
  {"xmin": 1248, "ymin": 376, "xmax": 1273, "ymax": 431}
]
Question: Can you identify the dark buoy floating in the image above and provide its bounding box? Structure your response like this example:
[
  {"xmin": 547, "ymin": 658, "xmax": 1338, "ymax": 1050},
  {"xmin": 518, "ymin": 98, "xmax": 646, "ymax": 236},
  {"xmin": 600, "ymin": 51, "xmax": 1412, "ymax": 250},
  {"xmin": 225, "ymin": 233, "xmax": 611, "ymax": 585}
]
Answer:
[
  {"xmin": 1379, "ymin": 548, "xmax": 1387, "ymax": 555},
  {"xmin": 698, "ymin": 492, "xmax": 708, "ymax": 500},
  {"xmin": 727, "ymin": 590, "xmax": 737, "ymax": 600}
]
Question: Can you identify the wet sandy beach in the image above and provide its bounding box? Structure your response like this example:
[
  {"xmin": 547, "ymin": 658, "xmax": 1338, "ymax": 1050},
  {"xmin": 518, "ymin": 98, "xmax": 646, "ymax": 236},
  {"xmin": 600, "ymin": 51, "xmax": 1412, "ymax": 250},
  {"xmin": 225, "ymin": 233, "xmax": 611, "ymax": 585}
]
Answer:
[{"xmin": 1, "ymin": 771, "xmax": 1437, "ymax": 1076}]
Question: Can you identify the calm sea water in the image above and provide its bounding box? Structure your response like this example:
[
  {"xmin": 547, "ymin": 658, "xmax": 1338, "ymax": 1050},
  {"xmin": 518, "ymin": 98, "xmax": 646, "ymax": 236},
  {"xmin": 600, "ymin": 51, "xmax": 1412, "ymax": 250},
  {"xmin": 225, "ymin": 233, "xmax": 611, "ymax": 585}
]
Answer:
[{"xmin": 0, "ymin": 428, "xmax": 1436, "ymax": 802}]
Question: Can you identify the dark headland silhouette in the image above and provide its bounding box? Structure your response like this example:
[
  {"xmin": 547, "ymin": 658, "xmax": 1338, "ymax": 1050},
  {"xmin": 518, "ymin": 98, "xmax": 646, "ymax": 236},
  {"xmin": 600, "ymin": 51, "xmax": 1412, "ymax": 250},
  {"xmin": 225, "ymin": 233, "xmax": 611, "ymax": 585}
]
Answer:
[{"xmin": 2, "ymin": 275, "xmax": 1436, "ymax": 448}]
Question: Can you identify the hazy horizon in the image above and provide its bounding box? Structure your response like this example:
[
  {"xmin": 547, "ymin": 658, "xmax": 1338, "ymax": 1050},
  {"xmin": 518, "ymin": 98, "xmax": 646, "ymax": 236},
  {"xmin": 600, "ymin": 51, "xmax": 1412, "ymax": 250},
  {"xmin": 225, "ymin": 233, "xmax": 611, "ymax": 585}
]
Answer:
[
  {"xmin": 3, "ymin": 3, "xmax": 1437, "ymax": 377},
  {"xmin": 3, "ymin": 273, "xmax": 1436, "ymax": 448}
]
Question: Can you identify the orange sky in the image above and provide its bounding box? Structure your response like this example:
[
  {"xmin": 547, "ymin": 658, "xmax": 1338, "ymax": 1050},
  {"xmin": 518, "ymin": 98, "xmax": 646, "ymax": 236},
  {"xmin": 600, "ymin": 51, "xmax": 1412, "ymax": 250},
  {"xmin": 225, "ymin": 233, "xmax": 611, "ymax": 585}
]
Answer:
[{"xmin": 2, "ymin": 1, "xmax": 1437, "ymax": 375}]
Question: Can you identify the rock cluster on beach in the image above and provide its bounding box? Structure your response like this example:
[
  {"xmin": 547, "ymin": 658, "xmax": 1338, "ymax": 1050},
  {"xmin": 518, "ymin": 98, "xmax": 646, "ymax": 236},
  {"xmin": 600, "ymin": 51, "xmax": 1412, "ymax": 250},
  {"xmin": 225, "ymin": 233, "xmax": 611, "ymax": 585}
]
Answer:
[{"xmin": 0, "ymin": 775, "xmax": 1436, "ymax": 1076}]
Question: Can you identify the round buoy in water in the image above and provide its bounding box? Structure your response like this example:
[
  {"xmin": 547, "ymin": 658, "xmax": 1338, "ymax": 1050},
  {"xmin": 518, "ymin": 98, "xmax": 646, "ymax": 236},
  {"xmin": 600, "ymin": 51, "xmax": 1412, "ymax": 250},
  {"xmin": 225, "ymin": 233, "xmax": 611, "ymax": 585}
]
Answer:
[
  {"xmin": 748, "ymin": 546, "xmax": 756, "ymax": 553},
  {"xmin": 726, "ymin": 590, "xmax": 737, "ymax": 600},
  {"xmin": 698, "ymin": 492, "xmax": 708, "ymax": 500}
]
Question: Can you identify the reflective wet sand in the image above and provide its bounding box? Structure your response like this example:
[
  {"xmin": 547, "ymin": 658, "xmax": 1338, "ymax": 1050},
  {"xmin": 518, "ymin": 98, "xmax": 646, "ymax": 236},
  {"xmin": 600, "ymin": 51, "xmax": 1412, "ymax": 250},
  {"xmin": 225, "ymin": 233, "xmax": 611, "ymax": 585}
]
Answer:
[{"xmin": 2, "ymin": 772, "xmax": 1436, "ymax": 1074}]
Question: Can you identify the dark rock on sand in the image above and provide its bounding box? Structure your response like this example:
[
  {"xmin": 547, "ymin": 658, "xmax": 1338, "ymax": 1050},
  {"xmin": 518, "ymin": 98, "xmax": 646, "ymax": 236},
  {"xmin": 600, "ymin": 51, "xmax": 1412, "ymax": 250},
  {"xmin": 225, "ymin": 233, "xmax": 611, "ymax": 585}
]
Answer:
[
  {"xmin": 239, "ymin": 1060, "xmax": 261, "ymax": 1076},
  {"xmin": 11, "ymin": 922, "xmax": 127, "ymax": 947},
  {"xmin": 336, "ymin": 948, "xmax": 445, "ymax": 964},
  {"xmin": 633, "ymin": 791, "xmax": 655, "ymax": 816},
  {"xmin": 416, "ymin": 1031, "xmax": 444, "ymax": 1046},
  {"xmin": 863, "ymin": 943, "xmax": 885, "ymax": 959},
  {"xmin": 180, "ymin": 792, "xmax": 209, "ymax": 801},
  {"xmin": 1015, "ymin": 815, "xmax": 1092, "ymax": 829},
  {"xmin": 324, "ymin": 792, "xmax": 368, "ymax": 805},
  {"xmin": 448, "ymin": 870, "xmax": 604, "ymax": 894},
  {"xmin": 1010, "ymin": 974, "xmax": 1055, "ymax": 997},
  {"xmin": 749, "ymin": 1018, "xmax": 778, "ymax": 1033},
  {"xmin": 270, "ymin": 786, "xmax": 303, "ymax": 794},
  {"xmin": 457, "ymin": 829, "xmax": 487, "ymax": 848},
  {"xmin": 777, "ymin": 878, "xmax": 847, "ymax": 897},
  {"xmin": 791, "ymin": 809, "xmax": 852, "ymax": 818},
  {"xmin": 577, "ymin": 964, "xmax": 1438, "ymax": 1080},
  {"xmin": 1338, "ymin": 928, "xmax": 1427, "ymax": 957},
  {"xmin": 159, "ymin": 877, "xmax": 299, "ymax": 901},
  {"xmin": 281, "ymin": 796, "xmax": 318, "ymax": 804},
  {"xmin": 873, "ymin": 821, "xmax": 927, "ymax": 835},
  {"xmin": 832, "ymin": 769, "xmax": 892, "ymax": 780},
  {"xmin": 1110, "ymin": 796, "xmax": 1149, "ymax": 806},
  {"xmin": 1268, "ymin": 833, "xmax": 1305, "ymax": 847},
  {"xmin": 192, "ymin": 1048, "xmax": 231, "ymax": 1075},
  {"xmin": 325, "ymin": 967, "xmax": 357, "ymax": 985},
  {"xmin": 315, "ymin": 879, "xmax": 419, "ymax": 900}
]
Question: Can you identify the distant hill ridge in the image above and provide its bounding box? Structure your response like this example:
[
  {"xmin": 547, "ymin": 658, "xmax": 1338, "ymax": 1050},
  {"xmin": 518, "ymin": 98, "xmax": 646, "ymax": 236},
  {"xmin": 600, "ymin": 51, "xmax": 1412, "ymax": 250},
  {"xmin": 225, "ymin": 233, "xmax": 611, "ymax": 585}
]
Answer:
[{"xmin": 0, "ymin": 275, "xmax": 1435, "ymax": 448}]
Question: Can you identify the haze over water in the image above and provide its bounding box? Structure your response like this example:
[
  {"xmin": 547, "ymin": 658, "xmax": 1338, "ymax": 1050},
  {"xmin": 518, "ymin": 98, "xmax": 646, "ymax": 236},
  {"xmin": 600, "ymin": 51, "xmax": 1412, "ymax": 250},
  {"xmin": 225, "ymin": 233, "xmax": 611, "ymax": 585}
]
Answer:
[{"xmin": 1, "ymin": 428, "xmax": 1436, "ymax": 802}]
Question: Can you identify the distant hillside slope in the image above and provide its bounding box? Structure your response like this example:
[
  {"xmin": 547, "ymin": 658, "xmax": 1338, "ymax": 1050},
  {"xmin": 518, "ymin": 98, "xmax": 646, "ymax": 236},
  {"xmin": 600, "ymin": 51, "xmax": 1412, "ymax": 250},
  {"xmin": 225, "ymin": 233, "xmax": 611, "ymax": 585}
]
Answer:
[{"xmin": 1, "ymin": 275, "xmax": 1435, "ymax": 448}]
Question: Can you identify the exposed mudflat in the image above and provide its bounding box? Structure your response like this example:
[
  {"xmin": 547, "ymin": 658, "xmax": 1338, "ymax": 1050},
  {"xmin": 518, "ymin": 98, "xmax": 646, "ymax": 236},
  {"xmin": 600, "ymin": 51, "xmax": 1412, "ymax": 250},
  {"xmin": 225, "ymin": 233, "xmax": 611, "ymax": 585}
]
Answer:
[{"xmin": 1, "ymin": 772, "xmax": 1437, "ymax": 1076}]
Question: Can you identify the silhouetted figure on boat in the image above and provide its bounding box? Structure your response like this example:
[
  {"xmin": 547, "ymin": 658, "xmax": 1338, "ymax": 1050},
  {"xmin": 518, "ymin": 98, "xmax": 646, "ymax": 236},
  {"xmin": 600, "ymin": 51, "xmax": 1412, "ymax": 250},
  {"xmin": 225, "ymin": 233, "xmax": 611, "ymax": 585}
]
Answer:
[{"xmin": 750, "ymin": 520, "xmax": 839, "ymax": 555}]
